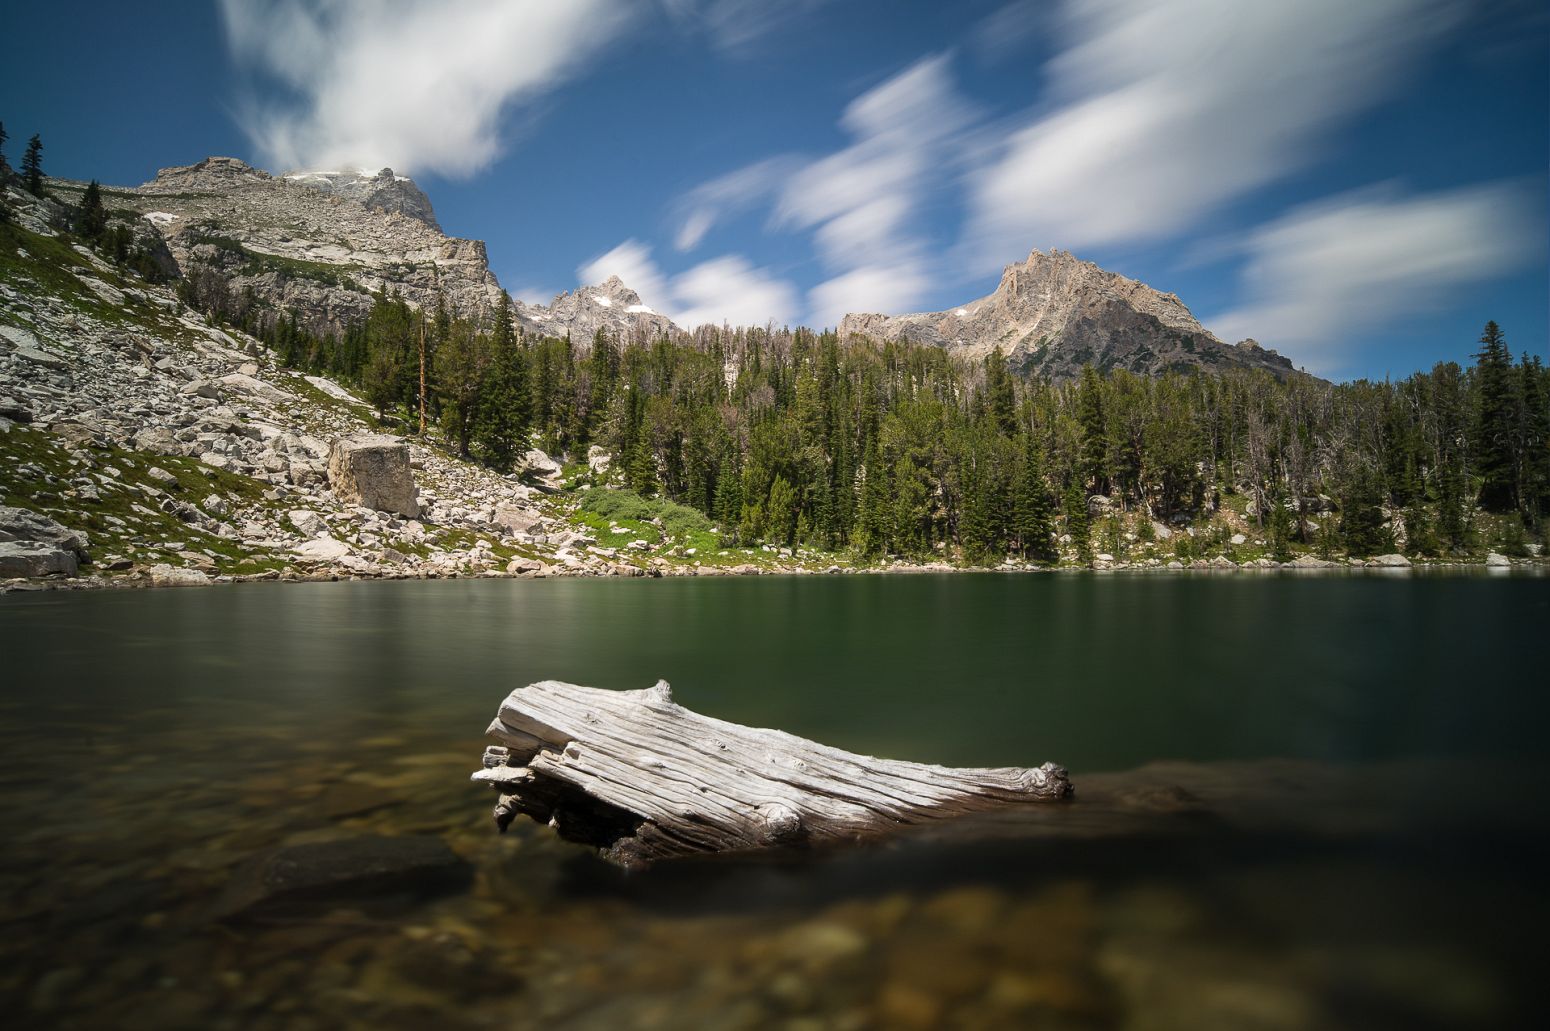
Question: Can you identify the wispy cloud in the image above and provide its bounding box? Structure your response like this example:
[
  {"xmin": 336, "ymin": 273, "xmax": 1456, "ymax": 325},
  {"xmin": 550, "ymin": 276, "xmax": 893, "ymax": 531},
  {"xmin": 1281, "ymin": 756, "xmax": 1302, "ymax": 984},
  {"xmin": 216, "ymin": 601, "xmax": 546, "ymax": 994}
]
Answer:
[
  {"xmin": 1208, "ymin": 182, "xmax": 1543, "ymax": 374},
  {"xmin": 962, "ymin": 0, "xmax": 1466, "ymax": 265},
  {"xmin": 660, "ymin": 0, "xmax": 833, "ymax": 54},
  {"xmin": 673, "ymin": 157, "xmax": 798, "ymax": 251},
  {"xmin": 579, "ymin": 239, "xmax": 799, "ymax": 329},
  {"xmin": 217, "ymin": 0, "xmax": 631, "ymax": 177}
]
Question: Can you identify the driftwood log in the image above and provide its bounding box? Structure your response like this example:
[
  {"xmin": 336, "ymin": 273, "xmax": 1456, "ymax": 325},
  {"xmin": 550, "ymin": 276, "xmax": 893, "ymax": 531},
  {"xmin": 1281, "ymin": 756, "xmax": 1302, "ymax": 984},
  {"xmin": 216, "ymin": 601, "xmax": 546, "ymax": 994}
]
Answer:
[{"xmin": 472, "ymin": 680, "xmax": 1073, "ymax": 868}]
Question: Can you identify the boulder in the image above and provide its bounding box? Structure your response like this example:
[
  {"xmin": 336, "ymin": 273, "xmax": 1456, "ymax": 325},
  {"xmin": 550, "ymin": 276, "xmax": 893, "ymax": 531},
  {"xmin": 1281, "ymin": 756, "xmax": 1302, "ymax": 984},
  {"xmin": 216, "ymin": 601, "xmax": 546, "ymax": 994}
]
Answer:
[
  {"xmin": 587, "ymin": 444, "xmax": 612, "ymax": 476},
  {"xmin": 147, "ymin": 564, "xmax": 211, "ymax": 587},
  {"xmin": 131, "ymin": 426, "xmax": 185, "ymax": 456},
  {"xmin": 0, "ymin": 506, "xmax": 90, "ymax": 558},
  {"xmin": 293, "ymin": 537, "xmax": 352, "ymax": 562},
  {"xmin": 0, "ymin": 542, "xmax": 78, "ymax": 578},
  {"xmin": 491, "ymin": 501, "xmax": 541, "ymax": 536},
  {"xmin": 1365, "ymin": 553, "xmax": 1412, "ymax": 568},
  {"xmin": 179, "ymin": 379, "xmax": 222, "ymax": 399},
  {"xmin": 288, "ymin": 510, "xmax": 326, "ymax": 537},
  {"xmin": 327, "ymin": 435, "xmax": 419, "ymax": 517},
  {"xmin": 1087, "ymin": 494, "xmax": 1113, "ymax": 517},
  {"xmin": 520, "ymin": 448, "xmax": 562, "ymax": 480},
  {"xmin": 211, "ymin": 835, "xmax": 471, "ymax": 920},
  {"xmin": 1485, "ymin": 552, "xmax": 1511, "ymax": 568}
]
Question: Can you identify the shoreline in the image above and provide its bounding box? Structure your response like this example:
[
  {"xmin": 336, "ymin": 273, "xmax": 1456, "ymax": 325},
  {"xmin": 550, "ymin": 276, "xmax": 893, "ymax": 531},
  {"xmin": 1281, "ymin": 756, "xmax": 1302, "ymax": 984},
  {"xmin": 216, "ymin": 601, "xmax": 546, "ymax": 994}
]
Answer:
[{"xmin": 5, "ymin": 553, "xmax": 1544, "ymax": 594}]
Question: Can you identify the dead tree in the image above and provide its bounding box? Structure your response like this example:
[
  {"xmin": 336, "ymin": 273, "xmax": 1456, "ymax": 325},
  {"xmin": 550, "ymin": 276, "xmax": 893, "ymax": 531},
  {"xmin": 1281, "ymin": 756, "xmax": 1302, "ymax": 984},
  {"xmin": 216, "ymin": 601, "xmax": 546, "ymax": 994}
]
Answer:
[{"xmin": 473, "ymin": 680, "xmax": 1073, "ymax": 868}]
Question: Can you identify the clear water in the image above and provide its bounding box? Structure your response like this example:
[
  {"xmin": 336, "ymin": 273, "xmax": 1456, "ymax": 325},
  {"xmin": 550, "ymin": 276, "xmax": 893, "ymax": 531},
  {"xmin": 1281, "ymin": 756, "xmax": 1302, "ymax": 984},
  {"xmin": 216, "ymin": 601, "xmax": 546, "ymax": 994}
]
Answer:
[{"xmin": 2, "ymin": 573, "xmax": 1546, "ymax": 1029}]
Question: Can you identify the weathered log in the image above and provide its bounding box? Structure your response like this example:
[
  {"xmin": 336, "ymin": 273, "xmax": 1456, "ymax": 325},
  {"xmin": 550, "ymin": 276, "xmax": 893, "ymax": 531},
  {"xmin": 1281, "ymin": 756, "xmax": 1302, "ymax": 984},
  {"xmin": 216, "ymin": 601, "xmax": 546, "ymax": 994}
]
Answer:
[{"xmin": 472, "ymin": 679, "xmax": 1073, "ymax": 868}]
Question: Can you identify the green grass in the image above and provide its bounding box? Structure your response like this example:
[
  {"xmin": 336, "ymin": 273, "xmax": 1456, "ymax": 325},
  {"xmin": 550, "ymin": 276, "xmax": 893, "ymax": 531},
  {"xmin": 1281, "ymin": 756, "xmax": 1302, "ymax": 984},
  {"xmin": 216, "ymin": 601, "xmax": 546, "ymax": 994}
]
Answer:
[{"xmin": 0, "ymin": 422, "xmax": 291, "ymax": 577}]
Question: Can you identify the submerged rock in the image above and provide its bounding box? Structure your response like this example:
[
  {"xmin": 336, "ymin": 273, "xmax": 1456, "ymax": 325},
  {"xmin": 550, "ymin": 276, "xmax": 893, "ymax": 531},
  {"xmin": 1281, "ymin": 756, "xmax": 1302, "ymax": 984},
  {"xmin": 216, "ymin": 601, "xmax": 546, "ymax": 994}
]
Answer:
[{"xmin": 212, "ymin": 835, "xmax": 471, "ymax": 919}]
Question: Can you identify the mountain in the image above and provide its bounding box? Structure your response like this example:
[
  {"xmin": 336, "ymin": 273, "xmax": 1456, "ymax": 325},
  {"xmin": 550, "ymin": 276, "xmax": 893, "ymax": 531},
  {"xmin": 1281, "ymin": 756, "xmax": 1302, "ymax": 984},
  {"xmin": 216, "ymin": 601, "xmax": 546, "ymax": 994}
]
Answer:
[
  {"xmin": 840, "ymin": 248, "xmax": 1295, "ymax": 380},
  {"xmin": 49, "ymin": 157, "xmax": 677, "ymax": 343},
  {"xmin": 514, "ymin": 275, "xmax": 679, "ymax": 342},
  {"xmin": 281, "ymin": 167, "xmax": 441, "ymax": 229}
]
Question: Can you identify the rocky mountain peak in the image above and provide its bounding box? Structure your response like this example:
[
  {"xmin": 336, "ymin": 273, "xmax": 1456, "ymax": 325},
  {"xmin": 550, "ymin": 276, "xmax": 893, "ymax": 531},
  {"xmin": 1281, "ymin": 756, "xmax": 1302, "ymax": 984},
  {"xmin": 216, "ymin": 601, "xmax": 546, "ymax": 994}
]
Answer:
[
  {"xmin": 143, "ymin": 157, "xmax": 271, "ymax": 193},
  {"xmin": 280, "ymin": 167, "xmax": 441, "ymax": 230},
  {"xmin": 512, "ymin": 276, "xmax": 676, "ymax": 343},
  {"xmin": 840, "ymin": 245, "xmax": 1296, "ymax": 381}
]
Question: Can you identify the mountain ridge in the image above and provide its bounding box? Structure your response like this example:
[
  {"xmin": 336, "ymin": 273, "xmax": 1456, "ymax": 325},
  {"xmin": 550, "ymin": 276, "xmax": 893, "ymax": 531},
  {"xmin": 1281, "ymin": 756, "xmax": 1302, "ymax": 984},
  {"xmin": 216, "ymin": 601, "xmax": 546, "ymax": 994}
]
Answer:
[{"xmin": 840, "ymin": 248, "xmax": 1296, "ymax": 381}]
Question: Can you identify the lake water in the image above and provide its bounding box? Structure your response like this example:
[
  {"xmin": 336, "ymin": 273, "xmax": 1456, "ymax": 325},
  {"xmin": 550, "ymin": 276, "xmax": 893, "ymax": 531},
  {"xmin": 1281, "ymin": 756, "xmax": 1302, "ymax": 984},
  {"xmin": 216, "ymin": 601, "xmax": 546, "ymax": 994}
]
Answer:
[{"xmin": 2, "ymin": 572, "xmax": 1547, "ymax": 1029}]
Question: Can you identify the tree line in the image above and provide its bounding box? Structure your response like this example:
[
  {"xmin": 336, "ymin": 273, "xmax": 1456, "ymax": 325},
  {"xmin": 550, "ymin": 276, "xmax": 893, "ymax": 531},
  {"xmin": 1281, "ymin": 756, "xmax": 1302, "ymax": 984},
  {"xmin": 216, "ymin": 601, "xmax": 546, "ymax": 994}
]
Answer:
[{"xmin": 193, "ymin": 277, "xmax": 1546, "ymax": 561}]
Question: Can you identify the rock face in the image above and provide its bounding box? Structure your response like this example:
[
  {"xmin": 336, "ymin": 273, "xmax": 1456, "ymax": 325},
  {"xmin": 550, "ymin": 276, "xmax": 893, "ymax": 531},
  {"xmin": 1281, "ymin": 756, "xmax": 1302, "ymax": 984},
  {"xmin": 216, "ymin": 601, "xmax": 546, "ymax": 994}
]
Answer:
[
  {"xmin": 840, "ymin": 248, "xmax": 1297, "ymax": 381},
  {"xmin": 328, "ymin": 435, "xmax": 419, "ymax": 517},
  {"xmin": 514, "ymin": 275, "xmax": 679, "ymax": 343},
  {"xmin": 281, "ymin": 167, "xmax": 441, "ymax": 229},
  {"xmin": 52, "ymin": 157, "xmax": 504, "ymax": 337}
]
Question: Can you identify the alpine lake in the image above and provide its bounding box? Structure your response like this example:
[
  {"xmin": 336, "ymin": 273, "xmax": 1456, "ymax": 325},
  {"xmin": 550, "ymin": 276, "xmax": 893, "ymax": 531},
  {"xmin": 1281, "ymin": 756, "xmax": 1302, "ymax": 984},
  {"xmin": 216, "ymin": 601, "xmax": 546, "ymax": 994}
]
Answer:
[{"xmin": 2, "ymin": 570, "xmax": 1546, "ymax": 1030}]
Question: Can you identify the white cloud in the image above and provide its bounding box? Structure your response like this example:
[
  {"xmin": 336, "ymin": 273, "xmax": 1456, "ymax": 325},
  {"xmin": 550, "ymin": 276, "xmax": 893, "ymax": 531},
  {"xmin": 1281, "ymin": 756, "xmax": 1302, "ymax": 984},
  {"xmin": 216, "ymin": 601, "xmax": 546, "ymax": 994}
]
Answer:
[
  {"xmin": 964, "ymin": 0, "xmax": 1466, "ymax": 264},
  {"xmin": 672, "ymin": 157, "xmax": 797, "ymax": 251},
  {"xmin": 808, "ymin": 261, "xmax": 933, "ymax": 330},
  {"xmin": 1209, "ymin": 182, "xmax": 1542, "ymax": 374},
  {"xmin": 660, "ymin": 0, "xmax": 832, "ymax": 53},
  {"xmin": 578, "ymin": 239, "xmax": 799, "ymax": 329},
  {"xmin": 672, "ymin": 255, "xmax": 801, "ymax": 328},
  {"xmin": 217, "ymin": 0, "xmax": 631, "ymax": 177}
]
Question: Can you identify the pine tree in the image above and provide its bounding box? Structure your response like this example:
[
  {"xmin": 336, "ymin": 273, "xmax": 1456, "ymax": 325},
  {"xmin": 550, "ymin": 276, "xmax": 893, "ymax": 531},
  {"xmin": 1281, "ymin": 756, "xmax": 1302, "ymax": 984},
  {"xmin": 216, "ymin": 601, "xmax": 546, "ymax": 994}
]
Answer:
[
  {"xmin": 1063, "ymin": 482, "xmax": 1092, "ymax": 564},
  {"xmin": 0, "ymin": 122, "xmax": 9, "ymax": 222},
  {"xmin": 1339, "ymin": 465, "xmax": 1391, "ymax": 557},
  {"xmin": 21, "ymin": 134, "xmax": 43, "ymax": 196},
  {"xmin": 1474, "ymin": 321, "xmax": 1517, "ymax": 512},
  {"xmin": 437, "ymin": 318, "xmax": 489, "ymax": 458},
  {"xmin": 76, "ymin": 180, "xmax": 108, "ymax": 240},
  {"xmin": 474, "ymin": 293, "xmax": 529, "ymax": 470},
  {"xmin": 1267, "ymin": 487, "xmax": 1294, "ymax": 562},
  {"xmin": 1077, "ymin": 366, "xmax": 1107, "ymax": 492},
  {"xmin": 1012, "ymin": 441, "xmax": 1057, "ymax": 562}
]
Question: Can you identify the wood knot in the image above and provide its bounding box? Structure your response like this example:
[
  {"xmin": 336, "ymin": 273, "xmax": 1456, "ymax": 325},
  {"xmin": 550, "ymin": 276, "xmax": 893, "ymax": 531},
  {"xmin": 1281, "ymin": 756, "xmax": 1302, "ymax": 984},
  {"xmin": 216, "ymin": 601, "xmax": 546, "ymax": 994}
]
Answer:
[{"xmin": 759, "ymin": 803, "xmax": 804, "ymax": 844}]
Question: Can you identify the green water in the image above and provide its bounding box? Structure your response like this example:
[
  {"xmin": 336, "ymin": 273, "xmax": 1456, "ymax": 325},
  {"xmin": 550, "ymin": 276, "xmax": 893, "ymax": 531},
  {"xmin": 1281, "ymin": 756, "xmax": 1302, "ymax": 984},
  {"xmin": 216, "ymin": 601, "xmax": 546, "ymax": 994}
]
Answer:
[{"xmin": 2, "ymin": 573, "xmax": 1547, "ymax": 1029}]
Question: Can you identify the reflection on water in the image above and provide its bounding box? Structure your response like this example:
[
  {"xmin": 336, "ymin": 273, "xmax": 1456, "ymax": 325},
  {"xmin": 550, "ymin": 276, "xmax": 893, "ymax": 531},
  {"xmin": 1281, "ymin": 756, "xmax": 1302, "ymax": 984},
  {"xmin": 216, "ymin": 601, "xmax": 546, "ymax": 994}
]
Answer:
[{"xmin": 1, "ymin": 575, "xmax": 1547, "ymax": 1029}]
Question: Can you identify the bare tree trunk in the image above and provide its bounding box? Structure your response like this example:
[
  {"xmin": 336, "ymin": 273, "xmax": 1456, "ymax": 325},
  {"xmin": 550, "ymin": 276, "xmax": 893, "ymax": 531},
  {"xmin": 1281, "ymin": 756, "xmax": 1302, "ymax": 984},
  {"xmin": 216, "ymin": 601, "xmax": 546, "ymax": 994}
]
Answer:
[{"xmin": 473, "ymin": 680, "xmax": 1073, "ymax": 869}]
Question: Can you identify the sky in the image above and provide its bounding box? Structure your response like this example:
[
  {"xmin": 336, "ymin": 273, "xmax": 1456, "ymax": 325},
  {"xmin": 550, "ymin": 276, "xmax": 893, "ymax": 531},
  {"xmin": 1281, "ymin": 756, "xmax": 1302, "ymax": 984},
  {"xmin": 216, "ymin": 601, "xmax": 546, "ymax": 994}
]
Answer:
[{"xmin": 2, "ymin": 0, "xmax": 1546, "ymax": 380}]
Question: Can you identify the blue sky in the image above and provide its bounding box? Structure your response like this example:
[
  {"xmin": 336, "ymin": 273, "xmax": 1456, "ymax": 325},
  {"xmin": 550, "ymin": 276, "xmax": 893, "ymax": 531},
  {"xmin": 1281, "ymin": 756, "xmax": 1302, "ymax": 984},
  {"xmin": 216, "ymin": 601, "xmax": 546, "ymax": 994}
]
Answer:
[{"xmin": 3, "ymin": 0, "xmax": 1545, "ymax": 380}]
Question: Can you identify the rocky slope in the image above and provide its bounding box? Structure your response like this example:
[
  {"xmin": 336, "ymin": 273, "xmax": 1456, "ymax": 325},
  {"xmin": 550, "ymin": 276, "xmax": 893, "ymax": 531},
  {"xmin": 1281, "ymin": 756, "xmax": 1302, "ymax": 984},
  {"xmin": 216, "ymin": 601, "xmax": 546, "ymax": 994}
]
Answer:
[
  {"xmin": 514, "ymin": 274, "xmax": 679, "ymax": 342},
  {"xmin": 840, "ymin": 248, "xmax": 1296, "ymax": 380},
  {"xmin": 48, "ymin": 157, "xmax": 502, "ymax": 336},
  {"xmin": 49, "ymin": 157, "xmax": 679, "ymax": 344},
  {"xmin": 281, "ymin": 166, "xmax": 441, "ymax": 229}
]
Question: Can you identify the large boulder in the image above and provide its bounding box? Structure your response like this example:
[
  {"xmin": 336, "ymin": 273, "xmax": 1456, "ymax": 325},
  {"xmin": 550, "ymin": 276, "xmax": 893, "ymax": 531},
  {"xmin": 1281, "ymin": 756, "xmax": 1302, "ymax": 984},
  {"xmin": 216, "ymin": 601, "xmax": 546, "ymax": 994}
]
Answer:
[
  {"xmin": 0, "ymin": 506, "xmax": 89, "ymax": 558},
  {"xmin": 327, "ymin": 435, "xmax": 419, "ymax": 517},
  {"xmin": 0, "ymin": 542, "xmax": 78, "ymax": 578},
  {"xmin": 491, "ymin": 501, "xmax": 541, "ymax": 536}
]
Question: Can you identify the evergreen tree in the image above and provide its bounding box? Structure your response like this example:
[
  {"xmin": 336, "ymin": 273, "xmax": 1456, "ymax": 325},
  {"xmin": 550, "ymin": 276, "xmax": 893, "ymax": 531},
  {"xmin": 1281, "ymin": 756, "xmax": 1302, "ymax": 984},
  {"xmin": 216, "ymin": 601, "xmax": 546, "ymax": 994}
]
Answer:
[
  {"xmin": 1012, "ymin": 442, "xmax": 1057, "ymax": 562},
  {"xmin": 1267, "ymin": 487, "xmax": 1294, "ymax": 562},
  {"xmin": 0, "ymin": 122, "xmax": 9, "ymax": 222},
  {"xmin": 437, "ymin": 318, "xmax": 489, "ymax": 458},
  {"xmin": 1474, "ymin": 321, "xmax": 1517, "ymax": 511},
  {"xmin": 1063, "ymin": 482, "xmax": 1092, "ymax": 564},
  {"xmin": 474, "ymin": 293, "xmax": 529, "ymax": 470},
  {"xmin": 76, "ymin": 180, "xmax": 108, "ymax": 241},
  {"xmin": 1339, "ymin": 465, "xmax": 1391, "ymax": 557},
  {"xmin": 21, "ymin": 134, "xmax": 43, "ymax": 196}
]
